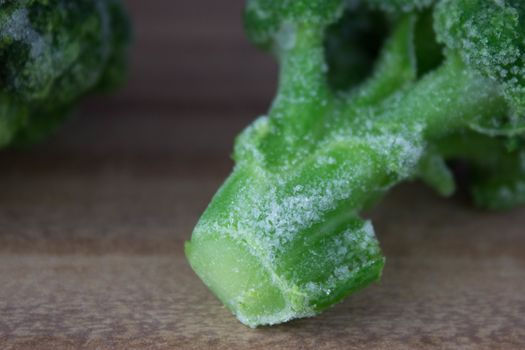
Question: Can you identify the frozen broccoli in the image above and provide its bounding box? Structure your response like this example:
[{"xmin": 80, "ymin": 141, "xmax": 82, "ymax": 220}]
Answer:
[
  {"xmin": 0, "ymin": 0, "xmax": 130, "ymax": 147},
  {"xmin": 186, "ymin": 0, "xmax": 525, "ymax": 327}
]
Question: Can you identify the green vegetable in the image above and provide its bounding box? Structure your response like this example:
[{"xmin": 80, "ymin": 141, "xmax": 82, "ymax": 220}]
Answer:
[
  {"xmin": 186, "ymin": 0, "xmax": 525, "ymax": 327},
  {"xmin": 0, "ymin": 0, "xmax": 130, "ymax": 148}
]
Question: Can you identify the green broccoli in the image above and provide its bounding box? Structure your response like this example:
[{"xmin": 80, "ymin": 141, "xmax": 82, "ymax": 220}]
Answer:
[
  {"xmin": 186, "ymin": 0, "xmax": 525, "ymax": 327},
  {"xmin": 0, "ymin": 0, "xmax": 130, "ymax": 148}
]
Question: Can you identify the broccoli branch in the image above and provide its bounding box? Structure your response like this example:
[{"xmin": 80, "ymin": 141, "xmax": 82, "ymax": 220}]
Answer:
[{"xmin": 186, "ymin": 0, "xmax": 525, "ymax": 327}]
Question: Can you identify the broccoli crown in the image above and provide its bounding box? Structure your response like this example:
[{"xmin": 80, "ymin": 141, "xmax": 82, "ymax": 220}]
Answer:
[
  {"xmin": 0, "ymin": 0, "xmax": 130, "ymax": 147},
  {"xmin": 435, "ymin": 0, "xmax": 525, "ymax": 117}
]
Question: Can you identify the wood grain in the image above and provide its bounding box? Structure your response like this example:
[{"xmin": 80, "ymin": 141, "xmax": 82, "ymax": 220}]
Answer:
[{"xmin": 1, "ymin": 108, "xmax": 525, "ymax": 349}]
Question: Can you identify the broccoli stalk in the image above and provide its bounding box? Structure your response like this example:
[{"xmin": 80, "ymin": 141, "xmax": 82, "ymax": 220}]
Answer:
[
  {"xmin": 186, "ymin": 0, "xmax": 525, "ymax": 327},
  {"xmin": 0, "ymin": 0, "xmax": 130, "ymax": 148}
]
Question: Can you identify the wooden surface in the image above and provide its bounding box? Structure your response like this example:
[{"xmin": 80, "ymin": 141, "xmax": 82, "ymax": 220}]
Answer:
[
  {"xmin": 117, "ymin": 0, "xmax": 277, "ymax": 109},
  {"xmin": 2, "ymin": 0, "xmax": 525, "ymax": 349}
]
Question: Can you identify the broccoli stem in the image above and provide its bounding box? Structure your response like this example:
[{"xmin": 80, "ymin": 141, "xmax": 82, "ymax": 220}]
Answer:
[
  {"xmin": 186, "ymin": 45, "xmax": 506, "ymax": 326},
  {"xmin": 376, "ymin": 55, "xmax": 506, "ymax": 139},
  {"xmin": 187, "ymin": 0, "xmax": 525, "ymax": 328},
  {"xmin": 261, "ymin": 23, "xmax": 332, "ymax": 168}
]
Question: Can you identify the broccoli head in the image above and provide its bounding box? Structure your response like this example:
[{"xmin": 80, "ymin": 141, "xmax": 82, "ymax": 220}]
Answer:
[{"xmin": 0, "ymin": 0, "xmax": 130, "ymax": 147}]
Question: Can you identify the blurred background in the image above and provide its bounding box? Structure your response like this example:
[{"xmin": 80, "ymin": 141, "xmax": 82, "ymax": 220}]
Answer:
[{"xmin": 57, "ymin": 0, "xmax": 276, "ymax": 160}]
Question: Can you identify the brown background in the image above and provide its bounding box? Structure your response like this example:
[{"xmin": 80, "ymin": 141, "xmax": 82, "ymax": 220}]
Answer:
[{"xmin": 1, "ymin": 1, "xmax": 524, "ymax": 349}]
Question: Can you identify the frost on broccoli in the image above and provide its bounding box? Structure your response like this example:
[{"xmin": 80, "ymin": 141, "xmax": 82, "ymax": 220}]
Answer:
[
  {"xmin": 435, "ymin": 0, "xmax": 525, "ymax": 118},
  {"xmin": 186, "ymin": 0, "xmax": 525, "ymax": 327},
  {"xmin": 0, "ymin": 0, "xmax": 131, "ymax": 147},
  {"xmin": 366, "ymin": 0, "xmax": 434, "ymax": 13}
]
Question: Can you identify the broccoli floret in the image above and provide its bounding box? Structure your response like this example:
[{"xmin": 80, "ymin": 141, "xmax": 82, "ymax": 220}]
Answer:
[
  {"xmin": 435, "ymin": 0, "xmax": 525, "ymax": 118},
  {"xmin": 186, "ymin": 0, "xmax": 525, "ymax": 327},
  {"xmin": 0, "ymin": 0, "xmax": 130, "ymax": 147}
]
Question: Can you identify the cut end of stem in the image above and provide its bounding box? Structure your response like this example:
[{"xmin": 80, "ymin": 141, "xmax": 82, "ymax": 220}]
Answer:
[
  {"xmin": 185, "ymin": 222, "xmax": 385, "ymax": 327},
  {"xmin": 185, "ymin": 235, "xmax": 310, "ymax": 328}
]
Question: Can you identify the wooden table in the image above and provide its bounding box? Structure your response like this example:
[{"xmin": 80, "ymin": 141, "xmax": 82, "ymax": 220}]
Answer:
[{"xmin": 1, "ymin": 1, "xmax": 524, "ymax": 348}]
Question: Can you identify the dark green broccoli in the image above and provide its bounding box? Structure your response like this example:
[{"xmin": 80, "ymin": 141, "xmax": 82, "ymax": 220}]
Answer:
[{"xmin": 0, "ymin": 0, "xmax": 130, "ymax": 147}]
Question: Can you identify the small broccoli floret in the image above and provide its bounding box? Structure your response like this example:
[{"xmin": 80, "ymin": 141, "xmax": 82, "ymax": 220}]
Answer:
[
  {"xmin": 187, "ymin": 0, "xmax": 525, "ymax": 327},
  {"xmin": 0, "ymin": 0, "xmax": 130, "ymax": 147},
  {"xmin": 435, "ymin": 0, "xmax": 525, "ymax": 118}
]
